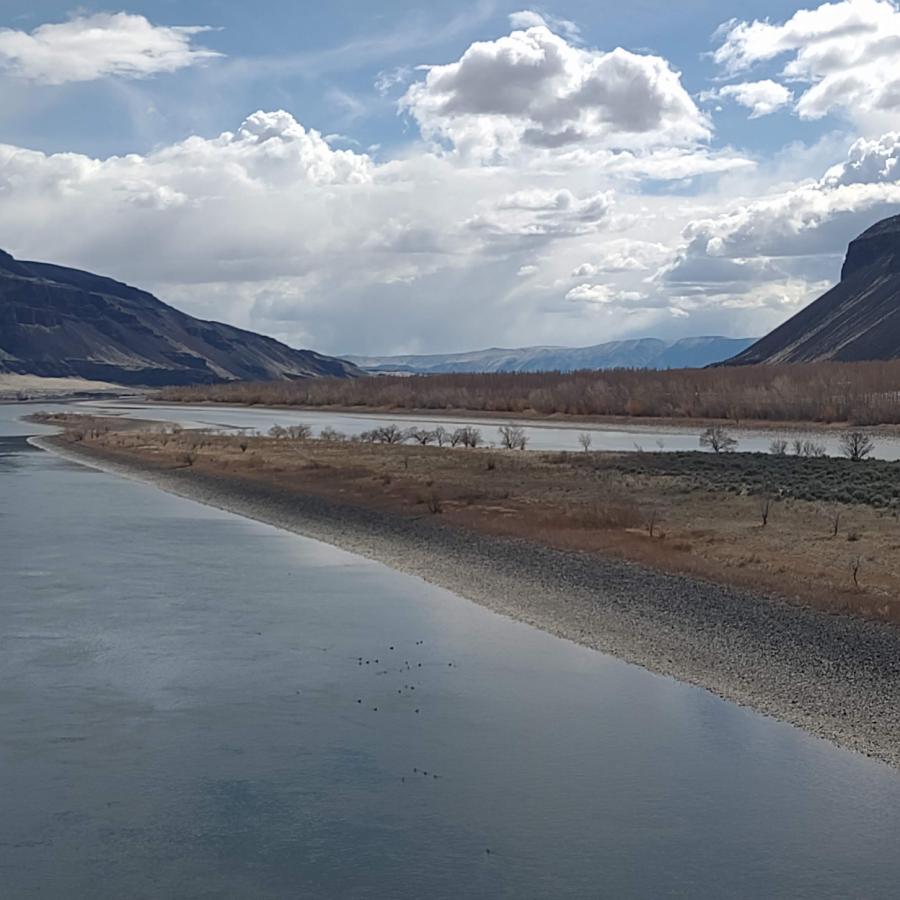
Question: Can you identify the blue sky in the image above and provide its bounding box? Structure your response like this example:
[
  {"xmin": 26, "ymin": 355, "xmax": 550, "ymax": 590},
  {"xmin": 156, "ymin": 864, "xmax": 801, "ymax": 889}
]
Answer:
[
  {"xmin": 3, "ymin": 1, "xmax": 825, "ymax": 157},
  {"xmin": 1, "ymin": 1, "xmax": 899, "ymax": 354}
]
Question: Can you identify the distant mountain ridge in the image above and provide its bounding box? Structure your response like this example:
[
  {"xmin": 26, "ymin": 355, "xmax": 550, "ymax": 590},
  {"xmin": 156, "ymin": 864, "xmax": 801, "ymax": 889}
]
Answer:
[
  {"xmin": 347, "ymin": 336, "xmax": 757, "ymax": 374},
  {"xmin": 726, "ymin": 214, "xmax": 900, "ymax": 365},
  {"xmin": 0, "ymin": 250, "xmax": 360, "ymax": 385}
]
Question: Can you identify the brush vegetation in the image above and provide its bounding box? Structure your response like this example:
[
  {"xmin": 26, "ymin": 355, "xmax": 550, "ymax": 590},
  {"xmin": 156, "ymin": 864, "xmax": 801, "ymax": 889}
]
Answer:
[
  {"xmin": 158, "ymin": 359, "xmax": 900, "ymax": 425},
  {"xmin": 37, "ymin": 412, "xmax": 900, "ymax": 625}
]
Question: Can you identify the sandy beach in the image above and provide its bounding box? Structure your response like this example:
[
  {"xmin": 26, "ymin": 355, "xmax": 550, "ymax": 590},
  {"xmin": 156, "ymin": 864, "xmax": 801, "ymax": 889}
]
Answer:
[{"xmin": 33, "ymin": 432, "xmax": 900, "ymax": 771}]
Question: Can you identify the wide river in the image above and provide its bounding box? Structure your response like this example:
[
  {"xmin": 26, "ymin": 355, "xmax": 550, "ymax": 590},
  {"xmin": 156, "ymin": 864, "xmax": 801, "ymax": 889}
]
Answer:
[
  {"xmin": 77, "ymin": 398, "xmax": 900, "ymax": 459},
  {"xmin": 4, "ymin": 402, "xmax": 900, "ymax": 898}
]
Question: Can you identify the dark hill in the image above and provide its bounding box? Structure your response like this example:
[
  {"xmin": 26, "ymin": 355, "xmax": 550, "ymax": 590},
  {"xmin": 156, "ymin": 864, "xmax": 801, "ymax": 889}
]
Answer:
[
  {"xmin": 0, "ymin": 251, "xmax": 359, "ymax": 385},
  {"xmin": 725, "ymin": 214, "xmax": 900, "ymax": 365}
]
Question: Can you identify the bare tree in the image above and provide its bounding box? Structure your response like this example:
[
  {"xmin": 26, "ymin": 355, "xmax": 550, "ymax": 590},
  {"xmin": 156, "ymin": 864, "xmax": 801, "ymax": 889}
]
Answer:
[
  {"xmin": 769, "ymin": 439, "xmax": 788, "ymax": 455},
  {"xmin": 699, "ymin": 425, "xmax": 737, "ymax": 453},
  {"xmin": 319, "ymin": 427, "xmax": 346, "ymax": 442},
  {"xmin": 851, "ymin": 555, "xmax": 861, "ymax": 588},
  {"xmin": 433, "ymin": 426, "xmax": 448, "ymax": 447},
  {"xmin": 759, "ymin": 494, "xmax": 772, "ymax": 527},
  {"xmin": 411, "ymin": 429, "xmax": 437, "ymax": 446},
  {"xmin": 374, "ymin": 424, "xmax": 407, "ymax": 444},
  {"xmin": 499, "ymin": 425, "xmax": 528, "ymax": 450},
  {"xmin": 285, "ymin": 424, "xmax": 312, "ymax": 440},
  {"xmin": 578, "ymin": 432, "xmax": 593, "ymax": 452},
  {"xmin": 793, "ymin": 438, "xmax": 826, "ymax": 457},
  {"xmin": 268, "ymin": 424, "xmax": 288, "ymax": 439},
  {"xmin": 840, "ymin": 430, "xmax": 875, "ymax": 461},
  {"xmin": 460, "ymin": 426, "xmax": 482, "ymax": 448}
]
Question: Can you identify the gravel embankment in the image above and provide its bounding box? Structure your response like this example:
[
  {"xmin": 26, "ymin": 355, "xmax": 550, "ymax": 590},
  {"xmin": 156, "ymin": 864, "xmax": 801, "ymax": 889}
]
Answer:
[{"xmin": 34, "ymin": 434, "xmax": 900, "ymax": 769}]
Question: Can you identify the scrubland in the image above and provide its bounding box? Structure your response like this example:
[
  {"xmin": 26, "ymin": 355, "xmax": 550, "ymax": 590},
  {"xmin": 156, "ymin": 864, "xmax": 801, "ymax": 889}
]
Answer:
[
  {"xmin": 158, "ymin": 359, "xmax": 900, "ymax": 425},
  {"xmin": 34, "ymin": 411, "xmax": 900, "ymax": 625}
]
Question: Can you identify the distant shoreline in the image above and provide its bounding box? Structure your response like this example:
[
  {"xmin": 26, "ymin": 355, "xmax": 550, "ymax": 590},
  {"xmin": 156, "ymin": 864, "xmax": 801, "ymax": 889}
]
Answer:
[
  {"xmin": 32, "ymin": 430, "xmax": 900, "ymax": 772},
  {"xmin": 140, "ymin": 397, "xmax": 899, "ymax": 437}
]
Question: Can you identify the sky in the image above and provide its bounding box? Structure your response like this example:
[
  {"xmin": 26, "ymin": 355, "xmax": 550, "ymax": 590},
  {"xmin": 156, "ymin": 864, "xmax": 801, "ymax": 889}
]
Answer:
[{"xmin": 1, "ymin": 1, "xmax": 899, "ymax": 355}]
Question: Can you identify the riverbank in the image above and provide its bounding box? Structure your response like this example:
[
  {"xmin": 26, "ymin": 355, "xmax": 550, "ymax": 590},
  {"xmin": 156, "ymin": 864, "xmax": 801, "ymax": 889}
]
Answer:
[
  {"xmin": 0, "ymin": 373, "xmax": 134, "ymax": 401},
  {"xmin": 146, "ymin": 396, "xmax": 900, "ymax": 437},
  {"xmin": 32, "ymin": 424, "xmax": 900, "ymax": 770}
]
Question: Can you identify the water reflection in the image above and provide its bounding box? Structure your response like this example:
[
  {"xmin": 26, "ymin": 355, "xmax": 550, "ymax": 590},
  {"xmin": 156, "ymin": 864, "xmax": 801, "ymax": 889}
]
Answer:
[{"xmin": 3, "ymin": 403, "xmax": 900, "ymax": 897}]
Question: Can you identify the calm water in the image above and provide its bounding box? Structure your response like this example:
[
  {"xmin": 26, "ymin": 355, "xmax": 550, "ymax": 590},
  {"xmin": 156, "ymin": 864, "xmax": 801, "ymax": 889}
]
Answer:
[
  {"xmin": 81, "ymin": 399, "xmax": 900, "ymax": 460},
  {"xmin": 4, "ymin": 402, "xmax": 900, "ymax": 898}
]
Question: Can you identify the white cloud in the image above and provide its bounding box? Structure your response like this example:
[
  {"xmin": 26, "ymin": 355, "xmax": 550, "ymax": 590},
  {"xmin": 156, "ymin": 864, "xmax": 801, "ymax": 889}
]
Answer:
[
  {"xmin": 718, "ymin": 80, "xmax": 793, "ymax": 118},
  {"xmin": 572, "ymin": 240, "xmax": 669, "ymax": 276},
  {"xmin": 517, "ymin": 264, "xmax": 539, "ymax": 276},
  {"xmin": 508, "ymin": 10, "xmax": 582, "ymax": 41},
  {"xmin": 375, "ymin": 65, "xmax": 413, "ymax": 96},
  {"xmin": 401, "ymin": 24, "xmax": 709, "ymax": 160},
  {"xmin": 714, "ymin": 0, "xmax": 900, "ymax": 122},
  {"xmin": 822, "ymin": 131, "xmax": 900, "ymax": 184},
  {"xmin": 467, "ymin": 188, "xmax": 613, "ymax": 236},
  {"xmin": 0, "ymin": 12, "xmax": 221, "ymax": 85},
  {"xmin": 659, "ymin": 131, "xmax": 900, "ymax": 299}
]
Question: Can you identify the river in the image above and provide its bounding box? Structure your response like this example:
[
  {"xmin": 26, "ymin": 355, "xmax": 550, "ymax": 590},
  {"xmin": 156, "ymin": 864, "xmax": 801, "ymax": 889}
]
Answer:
[
  {"xmin": 4, "ymin": 402, "xmax": 900, "ymax": 898},
  {"xmin": 78, "ymin": 399, "xmax": 900, "ymax": 460}
]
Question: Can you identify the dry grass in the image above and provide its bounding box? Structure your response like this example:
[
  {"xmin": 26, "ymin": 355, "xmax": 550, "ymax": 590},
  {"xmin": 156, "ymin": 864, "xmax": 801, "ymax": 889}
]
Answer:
[{"xmin": 43, "ymin": 412, "xmax": 900, "ymax": 625}]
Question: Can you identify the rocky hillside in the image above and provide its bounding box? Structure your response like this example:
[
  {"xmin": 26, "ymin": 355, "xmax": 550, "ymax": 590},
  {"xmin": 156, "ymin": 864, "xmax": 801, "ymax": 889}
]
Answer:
[
  {"xmin": 347, "ymin": 336, "xmax": 755, "ymax": 374},
  {"xmin": 0, "ymin": 250, "xmax": 359, "ymax": 385},
  {"xmin": 726, "ymin": 215, "xmax": 900, "ymax": 365}
]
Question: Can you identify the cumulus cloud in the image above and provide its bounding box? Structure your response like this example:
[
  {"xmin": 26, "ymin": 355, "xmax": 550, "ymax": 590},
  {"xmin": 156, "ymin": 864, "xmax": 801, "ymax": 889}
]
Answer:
[
  {"xmin": 714, "ymin": 0, "xmax": 900, "ymax": 121},
  {"xmin": 718, "ymin": 80, "xmax": 793, "ymax": 118},
  {"xmin": 401, "ymin": 24, "xmax": 709, "ymax": 160},
  {"xmin": 0, "ymin": 12, "xmax": 220, "ymax": 84},
  {"xmin": 660, "ymin": 130, "xmax": 900, "ymax": 300},
  {"xmin": 571, "ymin": 240, "xmax": 669, "ymax": 276},
  {"xmin": 822, "ymin": 131, "xmax": 900, "ymax": 184}
]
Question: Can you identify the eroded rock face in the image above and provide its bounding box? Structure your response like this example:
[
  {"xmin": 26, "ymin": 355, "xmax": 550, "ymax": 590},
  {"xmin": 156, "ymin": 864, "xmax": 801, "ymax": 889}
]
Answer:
[
  {"xmin": 0, "ymin": 251, "xmax": 360, "ymax": 386},
  {"xmin": 724, "ymin": 214, "xmax": 900, "ymax": 366},
  {"xmin": 841, "ymin": 214, "xmax": 900, "ymax": 281}
]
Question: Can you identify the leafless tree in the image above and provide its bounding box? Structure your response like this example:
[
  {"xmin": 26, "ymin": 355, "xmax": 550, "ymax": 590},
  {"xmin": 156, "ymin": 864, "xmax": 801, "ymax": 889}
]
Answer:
[
  {"xmin": 411, "ymin": 429, "xmax": 436, "ymax": 446},
  {"xmin": 499, "ymin": 425, "xmax": 528, "ymax": 450},
  {"xmin": 759, "ymin": 494, "xmax": 772, "ymax": 527},
  {"xmin": 372, "ymin": 424, "xmax": 407, "ymax": 444},
  {"xmin": 433, "ymin": 426, "xmax": 448, "ymax": 447},
  {"xmin": 319, "ymin": 427, "xmax": 346, "ymax": 442},
  {"xmin": 578, "ymin": 432, "xmax": 593, "ymax": 452},
  {"xmin": 268, "ymin": 424, "xmax": 288, "ymax": 439},
  {"xmin": 793, "ymin": 438, "xmax": 826, "ymax": 457},
  {"xmin": 460, "ymin": 426, "xmax": 482, "ymax": 448},
  {"xmin": 285, "ymin": 424, "xmax": 312, "ymax": 440},
  {"xmin": 699, "ymin": 425, "xmax": 737, "ymax": 453},
  {"xmin": 840, "ymin": 430, "xmax": 875, "ymax": 461},
  {"xmin": 851, "ymin": 555, "xmax": 861, "ymax": 588},
  {"xmin": 769, "ymin": 439, "xmax": 788, "ymax": 455}
]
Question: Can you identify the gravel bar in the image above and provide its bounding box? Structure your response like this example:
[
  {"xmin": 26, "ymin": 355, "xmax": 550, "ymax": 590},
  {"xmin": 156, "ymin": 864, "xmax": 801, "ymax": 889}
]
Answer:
[{"xmin": 34, "ymin": 434, "xmax": 900, "ymax": 769}]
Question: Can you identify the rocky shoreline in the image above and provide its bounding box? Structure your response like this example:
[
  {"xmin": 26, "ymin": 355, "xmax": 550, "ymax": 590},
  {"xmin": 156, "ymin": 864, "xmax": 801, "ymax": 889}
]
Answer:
[{"xmin": 33, "ymin": 433, "xmax": 900, "ymax": 769}]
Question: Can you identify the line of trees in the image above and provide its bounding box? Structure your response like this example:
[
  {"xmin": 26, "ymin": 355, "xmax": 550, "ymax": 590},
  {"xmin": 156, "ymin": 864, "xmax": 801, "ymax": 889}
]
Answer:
[{"xmin": 158, "ymin": 359, "xmax": 900, "ymax": 425}]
